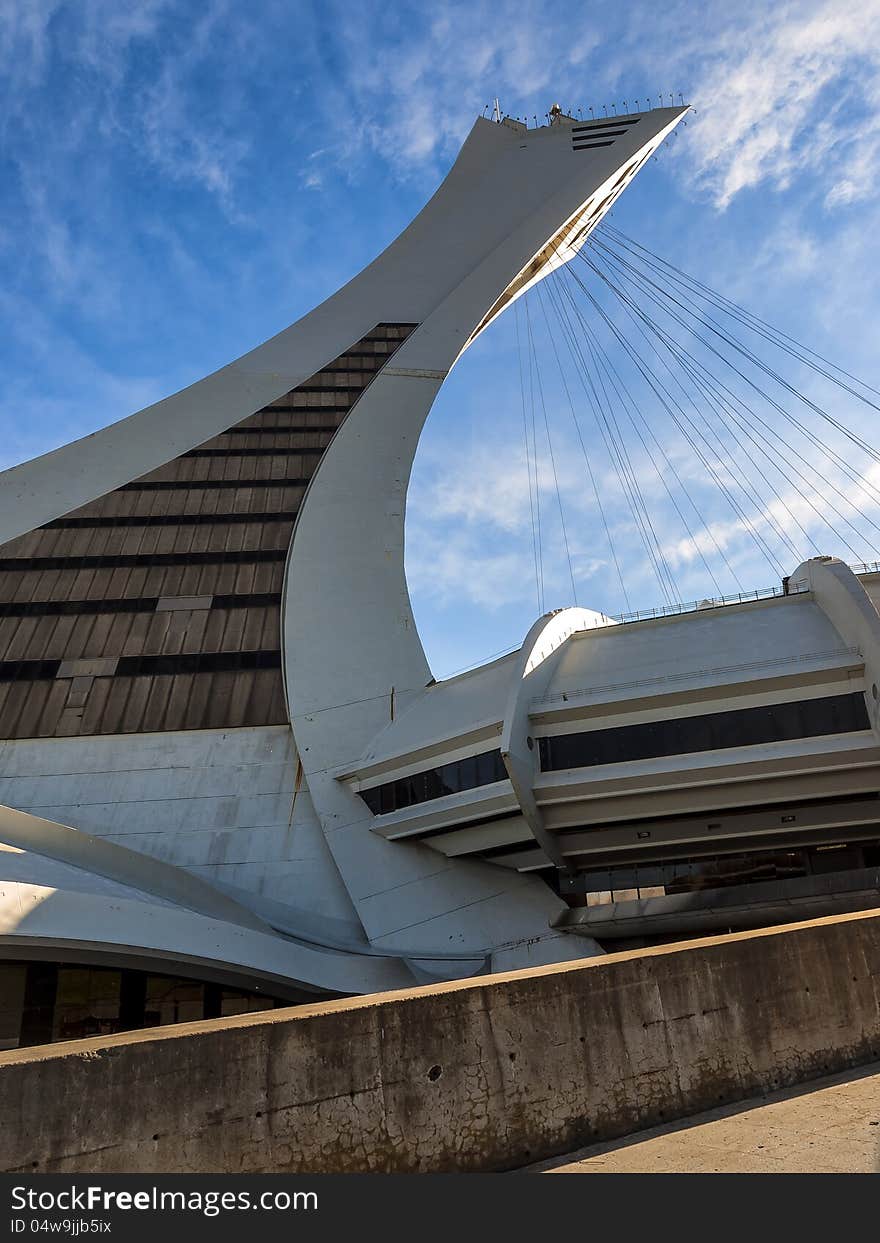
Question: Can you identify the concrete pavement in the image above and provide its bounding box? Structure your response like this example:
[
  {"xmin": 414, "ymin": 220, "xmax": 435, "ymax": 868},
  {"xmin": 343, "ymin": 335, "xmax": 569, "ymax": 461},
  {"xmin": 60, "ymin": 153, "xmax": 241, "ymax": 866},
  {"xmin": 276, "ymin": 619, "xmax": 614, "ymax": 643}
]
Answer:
[{"xmin": 528, "ymin": 1064, "xmax": 880, "ymax": 1173}]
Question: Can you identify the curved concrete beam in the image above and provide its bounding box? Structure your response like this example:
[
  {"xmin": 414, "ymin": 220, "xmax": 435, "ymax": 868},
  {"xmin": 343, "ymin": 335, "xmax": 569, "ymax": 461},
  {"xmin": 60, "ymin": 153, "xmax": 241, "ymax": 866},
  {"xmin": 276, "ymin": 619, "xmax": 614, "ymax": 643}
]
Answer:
[
  {"xmin": 0, "ymin": 108, "xmax": 685, "ymax": 982},
  {"xmin": 282, "ymin": 114, "xmax": 684, "ymax": 957},
  {"xmin": 500, "ymin": 608, "xmax": 616, "ymax": 869},
  {"xmin": 0, "ymin": 803, "xmax": 271, "ymax": 933},
  {"xmin": 0, "ymin": 883, "xmax": 419, "ymax": 996},
  {"xmin": 0, "ymin": 110, "xmax": 679, "ymax": 548},
  {"xmin": 789, "ymin": 557, "xmax": 880, "ymax": 734},
  {"xmin": 0, "ymin": 807, "xmax": 489, "ymax": 984}
]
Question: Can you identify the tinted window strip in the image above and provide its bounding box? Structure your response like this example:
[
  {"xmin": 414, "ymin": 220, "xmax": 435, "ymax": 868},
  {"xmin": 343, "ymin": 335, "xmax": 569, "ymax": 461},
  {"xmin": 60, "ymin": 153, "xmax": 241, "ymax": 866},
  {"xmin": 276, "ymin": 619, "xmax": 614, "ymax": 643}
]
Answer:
[
  {"xmin": 181, "ymin": 447, "xmax": 325, "ymax": 458},
  {"xmin": 570, "ymin": 128, "xmax": 629, "ymax": 139},
  {"xmin": 306, "ymin": 361, "xmax": 382, "ymax": 369},
  {"xmin": 0, "ymin": 592, "xmax": 282, "ymax": 618},
  {"xmin": 0, "ymin": 659, "xmax": 61, "ymax": 681},
  {"xmin": 0, "ymin": 649, "xmax": 282, "ymax": 682},
  {"xmin": 220, "ymin": 424, "xmax": 342, "ymax": 434},
  {"xmin": 538, "ymin": 692, "xmax": 871, "ymax": 772},
  {"xmin": 291, "ymin": 386, "xmax": 370, "ymax": 394},
  {"xmin": 247, "ymin": 409, "xmax": 348, "ymax": 419},
  {"xmin": 41, "ymin": 512, "xmax": 298, "ymax": 529},
  {"xmin": 0, "ymin": 550, "xmax": 289, "ymax": 570},
  {"xmin": 571, "ymin": 117, "xmax": 640, "ymax": 131},
  {"xmin": 571, "ymin": 124, "xmax": 633, "ymax": 135},
  {"xmin": 359, "ymin": 750, "xmax": 509, "ymax": 815},
  {"xmin": 115, "ymin": 649, "xmax": 282, "ymax": 677},
  {"xmin": 572, "ymin": 140, "xmax": 616, "ymax": 150},
  {"xmin": 118, "ymin": 479, "xmax": 310, "ymax": 491},
  {"xmin": 253, "ymin": 406, "xmax": 352, "ymax": 413},
  {"xmin": 361, "ymin": 325, "xmax": 419, "ymax": 337}
]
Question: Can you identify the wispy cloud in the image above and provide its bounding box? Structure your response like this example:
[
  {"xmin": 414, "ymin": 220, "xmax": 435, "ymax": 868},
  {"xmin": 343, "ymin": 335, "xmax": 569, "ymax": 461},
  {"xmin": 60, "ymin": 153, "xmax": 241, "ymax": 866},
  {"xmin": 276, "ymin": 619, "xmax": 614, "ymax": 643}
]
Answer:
[
  {"xmin": 137, "ymin": 2, "xmax": 253, "ymax": 206},
  {"xmin": 5, "ymin": 0, "xmax": 880, "ymax": 678},
  {"xmin": 298, "ymin": 0, "xmax": 600, "ymax": 185},
  {"xmin": 662, "ymin": 0, "xmax": 880, "ymax": 210}
]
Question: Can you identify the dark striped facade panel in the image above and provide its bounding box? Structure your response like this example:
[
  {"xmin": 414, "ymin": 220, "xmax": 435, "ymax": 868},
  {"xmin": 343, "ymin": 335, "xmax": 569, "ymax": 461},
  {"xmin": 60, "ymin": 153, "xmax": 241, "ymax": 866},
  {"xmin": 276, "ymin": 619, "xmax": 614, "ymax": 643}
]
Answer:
[
  {"xmin": 0, "ymin": 668, "xmax": 288, "ymax": 739},
  {"xmin": 0, "ymin": 562, "xmax": 286, "ymax": 605},
  {"xmin": 0, "ymin": 323, "xmax": 418, "ymax": 738},
  {"xmin": 61, "ymin": 487, "xmax": 306, "ymax": 522},
  {"xmin": 0, "ymin": 521, "xmax": 294, "ymax": 560},
  {"xmin": 0, "ymin": 606, "xmax": 280, "ymax": 663}
]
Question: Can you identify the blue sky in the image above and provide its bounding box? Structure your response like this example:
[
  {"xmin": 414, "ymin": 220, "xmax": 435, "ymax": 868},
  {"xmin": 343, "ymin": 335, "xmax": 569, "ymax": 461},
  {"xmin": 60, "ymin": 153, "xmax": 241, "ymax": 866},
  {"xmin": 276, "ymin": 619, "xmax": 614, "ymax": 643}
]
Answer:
[{"xmin": 3, "ymin": 0, "xmax": 880, "ymax": 677}]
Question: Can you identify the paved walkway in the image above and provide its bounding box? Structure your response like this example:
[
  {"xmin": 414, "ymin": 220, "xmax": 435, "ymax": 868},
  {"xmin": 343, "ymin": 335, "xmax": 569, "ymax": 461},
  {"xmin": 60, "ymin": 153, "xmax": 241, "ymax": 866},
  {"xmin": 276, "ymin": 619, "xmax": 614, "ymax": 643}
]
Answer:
[{"xmin": 527, "ymin": 1064, "xmax": 880, "ymax": 1173}]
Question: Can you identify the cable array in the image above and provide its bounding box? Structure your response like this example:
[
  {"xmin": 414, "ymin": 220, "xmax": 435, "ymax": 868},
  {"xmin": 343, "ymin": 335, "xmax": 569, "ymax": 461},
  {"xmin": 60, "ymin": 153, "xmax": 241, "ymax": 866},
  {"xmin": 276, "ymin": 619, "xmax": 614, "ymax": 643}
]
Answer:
[{"xmin": 508, "ymin": 224, "xmax": 880, "ymax": 614}]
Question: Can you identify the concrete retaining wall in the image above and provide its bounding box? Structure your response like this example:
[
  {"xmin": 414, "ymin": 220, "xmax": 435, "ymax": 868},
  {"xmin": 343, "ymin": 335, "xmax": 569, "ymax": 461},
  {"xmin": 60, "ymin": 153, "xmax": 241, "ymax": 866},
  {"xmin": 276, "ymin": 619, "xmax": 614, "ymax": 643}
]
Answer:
[{"xmin": 3, "ymin": 910, "xmax": 880, "ymax": 1173}]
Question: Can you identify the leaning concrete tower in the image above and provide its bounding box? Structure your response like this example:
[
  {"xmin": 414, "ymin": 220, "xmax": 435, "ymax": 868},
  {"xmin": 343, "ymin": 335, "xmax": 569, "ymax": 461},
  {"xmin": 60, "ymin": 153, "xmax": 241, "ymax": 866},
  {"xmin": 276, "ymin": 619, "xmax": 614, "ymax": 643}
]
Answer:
[{"xmin": 0, "ymin": 105, "xmax": 687, "ymax": 1044}]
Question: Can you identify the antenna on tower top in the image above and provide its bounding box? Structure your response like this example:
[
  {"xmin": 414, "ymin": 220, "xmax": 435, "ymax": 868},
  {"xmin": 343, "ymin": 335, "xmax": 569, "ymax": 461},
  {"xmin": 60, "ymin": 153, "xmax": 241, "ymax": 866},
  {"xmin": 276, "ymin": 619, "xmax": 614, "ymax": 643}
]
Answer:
[{"xmin": 492, "ymin": 97, "xmax": 502, "ymax": 123}]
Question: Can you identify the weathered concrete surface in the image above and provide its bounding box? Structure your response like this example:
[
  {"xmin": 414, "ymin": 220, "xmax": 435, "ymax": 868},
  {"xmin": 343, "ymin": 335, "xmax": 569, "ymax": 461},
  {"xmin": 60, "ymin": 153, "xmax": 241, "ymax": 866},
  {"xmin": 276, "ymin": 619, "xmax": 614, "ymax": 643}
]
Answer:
[
  {"xmin": 2, "ymin": 909, "xmax": 880, "ymax": 1173},
  {"xmin": 528, "ymin": 1062, "xmax": 880, "ymax": 1173}
]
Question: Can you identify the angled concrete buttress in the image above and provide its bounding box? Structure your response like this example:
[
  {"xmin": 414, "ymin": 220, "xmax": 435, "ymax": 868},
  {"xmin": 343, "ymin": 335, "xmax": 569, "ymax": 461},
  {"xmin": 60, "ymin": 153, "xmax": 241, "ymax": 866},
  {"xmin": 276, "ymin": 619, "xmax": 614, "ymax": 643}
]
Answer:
[{"xmin": 0, "ymin": 106, "xmax": 687, "ymax": 993}]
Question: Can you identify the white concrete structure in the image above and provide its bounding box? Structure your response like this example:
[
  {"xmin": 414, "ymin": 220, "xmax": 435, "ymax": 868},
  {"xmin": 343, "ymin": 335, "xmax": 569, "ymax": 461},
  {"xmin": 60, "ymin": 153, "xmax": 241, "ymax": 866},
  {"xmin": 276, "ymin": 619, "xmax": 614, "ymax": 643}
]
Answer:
[{"xmin": 2, "ymin": 103, "xmax": 879, "ymax": 1027}]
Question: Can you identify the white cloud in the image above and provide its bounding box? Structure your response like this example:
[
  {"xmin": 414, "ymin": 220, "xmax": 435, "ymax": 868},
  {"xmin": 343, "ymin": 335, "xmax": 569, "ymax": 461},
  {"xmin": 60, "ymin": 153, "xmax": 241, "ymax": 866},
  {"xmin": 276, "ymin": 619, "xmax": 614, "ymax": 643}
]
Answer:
[
  {"xmin": 300, "ymin": 0, "xmax": 601, "ymax": 184},
  {"xmin": 667, "ymin": 0, "xmax": 880, "ymax": 210},
  {"xmin": 407, "ymin": 437, "xmax": 615, "ymax": 610},
  {"xmin": 0, "ymin": 0, "xmax": 252, "ymax": 209},
  {"xmin": 662, "ymin": 458, "xmax": 880, "ymax": 573},
  {"xmin": 407, "ymin": 525, "xmax": 540, "ymax": 610},
  {"xmin": 136, "ymin": 3, "xmax": 253, "ymax": 207}
]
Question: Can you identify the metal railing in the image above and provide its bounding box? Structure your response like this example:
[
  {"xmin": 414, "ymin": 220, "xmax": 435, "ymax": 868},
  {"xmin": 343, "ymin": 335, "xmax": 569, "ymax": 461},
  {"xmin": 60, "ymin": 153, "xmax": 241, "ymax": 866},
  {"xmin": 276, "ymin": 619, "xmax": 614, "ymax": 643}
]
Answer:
[
  {"xmin": 439, "ymin": 561, "xmax": 878, "ymax": 683},
  {"xmin": 611, "ymin": 581, "xmax": 807, "ymax": 626}
]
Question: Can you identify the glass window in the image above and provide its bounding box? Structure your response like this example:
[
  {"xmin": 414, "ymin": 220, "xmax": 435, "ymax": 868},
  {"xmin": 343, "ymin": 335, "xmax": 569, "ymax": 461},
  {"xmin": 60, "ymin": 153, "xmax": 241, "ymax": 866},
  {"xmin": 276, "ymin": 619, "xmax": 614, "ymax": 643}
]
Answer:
[
  {"xmin": 358, "ymin": 750, "xmax": 509, "ymax": 815},
  {"xmin": 0, "ymin": 964, "xmax": 26, "ymax": 1050},
  {"xmin": 539, "ymin": 694, "xmax": 870, "ymax": 772},
  {"xmin": 423, "ymin": 768, "xmax": 444, "ymax": 801},
  {"xmin": 458, "ymin": 756, "xmax": 477, "ymax": 790},
  {"xmin": 475, "ymin": 751, "xmax": 502, "ymax": 786},
  {"xmin": 144, "ymin": 976, "xmax": 204, "ymax": 1027},
  {"xmin": 2, "ymin": 960, "xmax": 290, "ymax": 1048},
  {"xmin": 53, "ymin": 967, "xmax": 122, "ymax": 1042}
]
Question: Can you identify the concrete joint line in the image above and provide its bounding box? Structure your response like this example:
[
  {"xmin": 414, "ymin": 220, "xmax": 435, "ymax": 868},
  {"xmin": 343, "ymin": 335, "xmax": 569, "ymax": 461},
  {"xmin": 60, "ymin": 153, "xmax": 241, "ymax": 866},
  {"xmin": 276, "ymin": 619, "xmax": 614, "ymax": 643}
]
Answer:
[{"xmin": 381, "ymin": 367, "xmax": 448, "ymax": 380}]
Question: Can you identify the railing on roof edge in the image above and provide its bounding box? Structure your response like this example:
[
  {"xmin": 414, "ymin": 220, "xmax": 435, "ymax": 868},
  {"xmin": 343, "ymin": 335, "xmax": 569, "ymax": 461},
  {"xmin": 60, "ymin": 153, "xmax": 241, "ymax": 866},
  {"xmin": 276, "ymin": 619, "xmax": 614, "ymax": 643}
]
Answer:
[
  {"xmin": 439, "ymin": 562, "xmax": 879, "ymax": 680},
  {"xmin": 608, "ymin": 560, "xmax": 880, "ymax": 627},
  {"xmin": 611, "ymin": 582, "xmax": 801, "ymax": 626}
]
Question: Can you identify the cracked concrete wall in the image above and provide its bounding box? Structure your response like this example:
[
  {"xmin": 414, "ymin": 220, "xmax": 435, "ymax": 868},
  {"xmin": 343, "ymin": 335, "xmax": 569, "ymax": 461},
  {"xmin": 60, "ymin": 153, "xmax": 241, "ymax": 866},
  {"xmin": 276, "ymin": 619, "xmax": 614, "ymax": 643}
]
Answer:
[{"xmin": 3, "ymin": 909, "xmax": 880, "ymax": 1173}]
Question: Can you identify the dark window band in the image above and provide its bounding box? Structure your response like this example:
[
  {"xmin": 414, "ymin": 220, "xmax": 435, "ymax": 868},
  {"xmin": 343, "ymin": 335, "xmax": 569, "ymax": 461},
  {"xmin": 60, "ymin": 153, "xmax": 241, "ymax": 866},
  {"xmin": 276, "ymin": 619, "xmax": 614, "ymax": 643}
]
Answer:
[
  {"xmin": 538, "ymin": 693, "xmax": 871, "ymax": 772},
  {"xmin": 360, "ymin": 325, "xmax": 419, "ymax": 338},
  {"xmin": 253, "ymin": 407, "xmax": 350, "ymax": 417},
  {"xmin": 0, "ymin": 550, "xmax": 288, "ymax": 571},
  {"xmin": 0, "ymin": 591, "xmax": 282, "ymax": 618},
  {"xmin": 359, "ymin": 750, "xmax": 509, "ymax": 815},
  {"xmin": 41, "ymin": 512, "xmax": 298, "ymax": 529},
  {"xmin": 289, "ymin": 386, "xmax": 368, "ymax": 394},
  {"xmin": 116, "ymin": 650, "xmax": 281, "ymax": 677},
  {"xmin": 0, "ymin": 649, "xmax": 282, "ymax": 681},
  {"xmin": 212, "ymin": 424, "xmax": 341, "ymax": 434},
  {"xmin": 303, "ymin": 363, "xmax": 379, "ymax": 372},
  {"xmin": 118, "ymin": 479, "xmax": 310, "ymax": 492},
  {"xmin": 0, "ymin": 321, "xmax": 418, "ymax": 740},
  {"xmin": 181, "ymin": 447, "xmax": 326, "ymax": 458},
  {"xmin": 571, "ymin": 128, "xmax": 629, "ymax": 140},
  {"xmin": 571, "ymin": 117, "xmax": 639, "ymax": 133}
]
